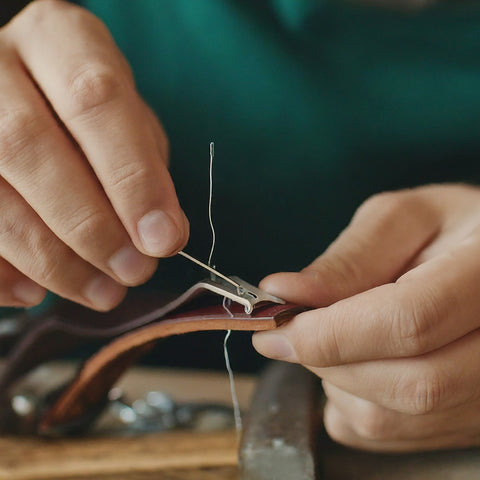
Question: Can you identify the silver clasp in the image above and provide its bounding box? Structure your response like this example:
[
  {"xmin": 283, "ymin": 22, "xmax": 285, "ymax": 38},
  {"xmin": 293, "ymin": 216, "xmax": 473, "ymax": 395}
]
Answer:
[{"xmin": 198, "ymin": 275, "xmax": 285, "ymax": 314}]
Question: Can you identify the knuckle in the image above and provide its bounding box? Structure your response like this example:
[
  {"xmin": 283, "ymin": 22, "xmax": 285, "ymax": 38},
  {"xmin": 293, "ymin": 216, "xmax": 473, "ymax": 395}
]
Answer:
[
  {"xmin": 61, "ymin": 206, "xmax": 109, "ymax": 244},
  {"xmin": 395, "ymin": 368, "xmax": 447, "ymax": 415},
  {"xmin": 353, "ymin": 191, "xmax": 388, "ymax": 219},
  {"xmin": 289, "ymin": 311, "xmax": 343, "ymax": 367},
  {"xmin": 314, "ymin": 313, "xmax": 343, "ymax": 366},
  {"xmin": 107, "ymin": 162, "xmax": 150, "ymax": 194},
  {"xmin": 394, "ymin": 303, "xmax": 429, "ymax": 356},
  {"xmin": 28, "ymin": 0, "xmax": 63, "ymax": 11},
  {"xmin": 352, "ymin": 405, "xmax": 391, "ymax": 441},
  {"xmin": 12, "ymin": 0, "xmax": 94, "ymax": 30},
  {"xmin": 21, "ymin": 231, "xmax": 64, "ymax": 285},
  {"xmin": 19, "ymin": 0, "xmax": 61, "ymax": 18},
  {"xmin": 34, "ymin": 253, "xmax": 62, "ymax": 286},
  {"xmin": 0, "ymin": 210, "xmax": 20, "ymax": 246},
  {"xmin": 320, "ymin": 251, "xmax": 366, "ymax": 296},
  {"xmin": 354, "ymin": 190, "xmax": 414, "ymax": 223},
  {"xmin": 0, "ymin": 109, "xmax": 50, "ymax": 164},
  {"xmin": 394, "ymin": 287, "xmax": 445, "ymax": 356},
  {"xmin": 0, "ymin": 201, "xmax": 80, "ymax": 293},
  {"xmin": 322, "ymin": 402, "xmax": 347, "ymax": 445},
  {"xmin": 9, "ymin": 0, "xmax": 63, "ymax": 30},
  {"xmin": 66, "ymin": 65, "xmax": 127, "ymax": 119}
]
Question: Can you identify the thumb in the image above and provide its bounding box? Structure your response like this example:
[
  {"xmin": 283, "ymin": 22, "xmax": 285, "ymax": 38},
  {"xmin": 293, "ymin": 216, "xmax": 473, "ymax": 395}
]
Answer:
[{"xmin": 260, "ymin": 190, "xmax": 439, "ymax": 307}]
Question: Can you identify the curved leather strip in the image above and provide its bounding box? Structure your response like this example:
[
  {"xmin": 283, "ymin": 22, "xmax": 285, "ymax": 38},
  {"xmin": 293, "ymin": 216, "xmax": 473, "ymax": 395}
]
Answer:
[
  {"xmin": 0, "ymin": 291, "xmax": 176, "ymax": 393},
  {"xmin": 39, "ymin": 301, "xmax": 302, "ymax": 435},
  {"xmin": 1, "ymin": 280, "xmax": 267, "ymax": 393},
  {"xmin": 0, "ymin": 312, "xmax": 31, "ymax": 356}
]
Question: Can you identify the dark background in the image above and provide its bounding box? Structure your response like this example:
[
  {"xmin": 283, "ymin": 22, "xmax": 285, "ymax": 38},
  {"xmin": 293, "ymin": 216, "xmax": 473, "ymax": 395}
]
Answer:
[{"xmin": 0, "ymin": 0, "xmax": 30, "ymax": 26}]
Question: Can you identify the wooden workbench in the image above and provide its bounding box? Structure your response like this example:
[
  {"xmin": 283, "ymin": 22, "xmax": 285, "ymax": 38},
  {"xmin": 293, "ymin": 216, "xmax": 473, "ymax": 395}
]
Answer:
[
  {"xmin": 2, "ymin": 364, "xmax": 480, "ymax": 479},
  {"xmin": 0, "ymin": 366, "xmax": 253, "ymax": 480}
]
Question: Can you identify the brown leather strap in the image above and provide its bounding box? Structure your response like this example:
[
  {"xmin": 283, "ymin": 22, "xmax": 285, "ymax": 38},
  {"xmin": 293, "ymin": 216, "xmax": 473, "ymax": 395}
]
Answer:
[
  {"xmin": 0, "ymin": 278, "xmax": 303, "ymax": 435},
  {"xmin": 0, "ymin": 291, "xmax": 177, "ymax": 394},
  {"xmin": 39, "ymin": 299, "xmax": 302, "ymax": 435}
]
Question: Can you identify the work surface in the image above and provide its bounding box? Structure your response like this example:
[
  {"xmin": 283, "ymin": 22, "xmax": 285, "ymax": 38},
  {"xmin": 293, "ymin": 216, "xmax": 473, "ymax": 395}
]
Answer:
[
  {"xmin": 0, "ymin": 366, "xmax": 250, "ymax": 480},
  {"xmin": 1, "ymin": 365, "xmax": 480, "ymax": 479}
]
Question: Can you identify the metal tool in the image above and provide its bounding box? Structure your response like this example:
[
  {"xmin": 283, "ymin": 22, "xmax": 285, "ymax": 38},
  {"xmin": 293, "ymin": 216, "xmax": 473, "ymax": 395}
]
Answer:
[
  {"xmin": 192, "ymin": 275, "xmax": 285, "ymax": 315},
  {"xmin": 178, "ymin": 251, "xmax": 285, "ymax": 314},
  {"xmin": 239, "ymin": 361, "xmax": 321, "ymax": 479},
  {"xmin": 93, "ymin": 387, "xmax": 237, "ymax": 435},
  {"xmin": 178, "ymin": 250, "xmax": 240, "ymax": 289}
]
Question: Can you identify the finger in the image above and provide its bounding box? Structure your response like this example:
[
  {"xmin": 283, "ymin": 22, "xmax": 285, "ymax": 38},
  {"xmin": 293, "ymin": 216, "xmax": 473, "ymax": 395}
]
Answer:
[
  {"xmin": 141, "ymin": 100, "xmax": 190, "ymax": 243},
  {"xmin": 0, "ymin": 257, "xmax": 46, "ymax": 307},
  {"xmin": 311, "ymin": 328, "xmax": 480, "ymax": 415},
  {"xmin": 7, "ymin": 1, "xmax": 188, "ymax": 257},
  {"xmin": 0, "ymin": 177, "xmax": 126, "ymax": 311},
  {"xmin": 0, "ymin": 40, "xmax": 158, "ymax": 286},
  {"xmin": 142, "ymin": 100, "xmax": 190, "ymax": 238},
  {"xmin": 254, "ymin": 228, "xmax": 480, "ymax": 366},
  {"xmin": 323, "ymin": 381, "xmax": 480, "ymax": 443},
  {"xmin": 323, "ymin": 401, "xmax": 476, "ymax": 452},
  {"xmin": 142, "ymin": 101, "xmax": 170, "ymax": 166},
  {"xmin": 260, "ymin": 189, "xmax": 439, "ymax": 307}
]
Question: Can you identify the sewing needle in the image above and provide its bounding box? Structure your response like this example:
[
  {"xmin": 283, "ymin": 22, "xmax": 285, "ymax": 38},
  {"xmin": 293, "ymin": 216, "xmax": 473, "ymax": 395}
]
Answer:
[{"xmin": 178, "ymin": 250, "xmax": 241, "ymax": 289}]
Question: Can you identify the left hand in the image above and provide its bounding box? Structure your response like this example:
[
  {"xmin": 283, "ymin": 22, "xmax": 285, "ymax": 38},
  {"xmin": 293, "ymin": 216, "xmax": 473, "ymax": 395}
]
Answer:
[{"xmin": 253, "ymin": 183, "xmax": 480, "ymax": 452}]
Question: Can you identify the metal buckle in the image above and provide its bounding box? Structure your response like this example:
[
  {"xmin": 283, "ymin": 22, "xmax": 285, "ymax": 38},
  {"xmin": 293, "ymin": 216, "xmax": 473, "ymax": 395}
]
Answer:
[{"xmin": 198, "ymin": 275, "xmax": 285, "ymax": 314}]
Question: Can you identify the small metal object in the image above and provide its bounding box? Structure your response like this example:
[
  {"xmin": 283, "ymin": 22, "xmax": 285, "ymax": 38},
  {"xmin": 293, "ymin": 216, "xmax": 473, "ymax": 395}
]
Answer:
[
  {"xmin": 145, "ymin": 391, "xmax": 175, "ymax": 413},
  {"xmin": 175, "ymin": 403, "xmax": 235, "ymax": 431},
  {"xmin": 94, "ymin": 388, "xmax": 237, "ymax": 435},
  {"xmin": 207, "ymin": 141, "xmax": 216, "ymax": 267},
  {"xmin": 0, "ymin": 317, "xmax": 27, "ymax": 337},
  {"xmin": 108, "ymin": 390, "xmax": 138, "ymax": 425},
  {"xmin": 195, "ymin": 275, "xmax": 285, "ymax": 314},
  {"xmin": 178, "ymin": 250, "xmax": 240, "ymax": 289},
  {"xmin": 178, "ymin": 252, "xmax": 285, "ymax": 314},
  {"xmin": 11, "ymin": 394, "xmax": 36, "ymax": 417}
]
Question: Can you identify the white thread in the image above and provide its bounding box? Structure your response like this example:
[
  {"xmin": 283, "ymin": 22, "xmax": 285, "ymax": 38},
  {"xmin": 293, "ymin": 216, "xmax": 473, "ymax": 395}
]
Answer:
[
  {"xmin": 222, "ymin": 296, "xmax": 234, "ymax": 318},
  {"xmin": 207, "ymin": 143, "xmax": 241, "ymax": 434},
  {"xmin": 207, "ymin": 142, "xmax": 216, "ymax": 267},
  {"xmin": 224, "ymin": 329, "xmax": 243, "ymax": 433},
  {"xmin": 222, "ymin": 263, "xmax": 242, "ymax": 433}
]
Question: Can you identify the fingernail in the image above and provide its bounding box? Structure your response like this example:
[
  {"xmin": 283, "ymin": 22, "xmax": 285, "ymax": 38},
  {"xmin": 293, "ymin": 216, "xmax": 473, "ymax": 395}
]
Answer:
[
  {"xmin": 84, "ymin": 275, "xmax": 126, "ymax": 311},
  {"xmin": 108, "ymin": 246, "xmax": 153, "ymax": 284},
  {"xmin": 252, "ymin": 332, "xmax": 297, "ymax": 361},
  {"xmin": 12, "ymin": 280, "xmax": 45, "ymax": 305},
  {"xmin": 137, "ymin": 210, "xmax": 181, "ymax": 256}
]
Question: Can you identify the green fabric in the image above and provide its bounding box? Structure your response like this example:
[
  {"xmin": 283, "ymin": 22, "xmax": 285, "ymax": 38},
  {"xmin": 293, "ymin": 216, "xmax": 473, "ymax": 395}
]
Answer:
[{"xmin": 77, "ymin": 0, "xmax": 480, "ymax": 288}]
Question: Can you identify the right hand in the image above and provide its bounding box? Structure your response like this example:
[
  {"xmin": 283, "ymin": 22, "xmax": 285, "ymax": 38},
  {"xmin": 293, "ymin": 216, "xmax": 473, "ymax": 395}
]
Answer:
[
  {"xmin": 254, "ymin": 184, "xmax": 480, "ymax": 452},
  {"xmin": 0, "ymin": 0, "xmax": 188, "ymax": 311}
]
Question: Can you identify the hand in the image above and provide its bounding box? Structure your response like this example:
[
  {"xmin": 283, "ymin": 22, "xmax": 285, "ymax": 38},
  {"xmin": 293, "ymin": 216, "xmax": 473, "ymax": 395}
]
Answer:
[
  {"xmin": 253, "ymin": 183, "xmax": 480, "ymax": 452},
  {"xmin": 0, "ymin": 0, "xmax": 188, "ymax": 310}
]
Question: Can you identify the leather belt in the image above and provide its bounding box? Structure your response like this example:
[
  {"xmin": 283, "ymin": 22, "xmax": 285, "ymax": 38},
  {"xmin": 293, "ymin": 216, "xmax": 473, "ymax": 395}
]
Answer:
[{"xmin": 0, "ymin": 280, "xmax": 303, "ymax": 436}]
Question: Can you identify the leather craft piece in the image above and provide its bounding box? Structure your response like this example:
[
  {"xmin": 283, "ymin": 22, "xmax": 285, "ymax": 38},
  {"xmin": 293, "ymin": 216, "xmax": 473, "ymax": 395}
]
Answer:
[
  {"xmin": 0, "ymin": 277, "xmax": 277, "ymax": 393},
  {"xmin": 0, "ymin": 291, "xmax": 178, "ymax": 394},
  {"xmin": 39, "ymin": 298, "xmax": 302, "ymax": 435}
]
